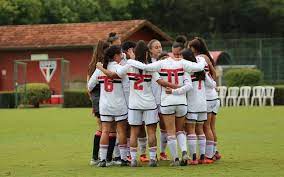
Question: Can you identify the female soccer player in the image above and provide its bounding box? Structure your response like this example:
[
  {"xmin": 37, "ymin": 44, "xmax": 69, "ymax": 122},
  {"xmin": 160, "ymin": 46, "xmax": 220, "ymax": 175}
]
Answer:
[
  {"xmin": 147, "ymin": 39, "xmax": 168, "ymax": 160},
  {"xmin": 188, "ymin": 37, "xmax": 219, "ymax": 163},
  {"xmin": 88, "ymin": 45, "xmax": 129, "ymax": 167},
  {"xmin": 87, "ymin": 40, "xmax": 117, "ymax": 166}
]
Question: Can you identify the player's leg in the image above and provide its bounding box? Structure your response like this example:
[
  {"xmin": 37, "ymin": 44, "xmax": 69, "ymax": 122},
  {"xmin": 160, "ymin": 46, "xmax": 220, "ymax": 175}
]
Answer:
[
  {"xmin": 185, "ymin": 113, "xmax": 198, "ymax": 165},
  {"xmin": 106, "ymin": 123, "xmax": 117, "ymax": 165},
  {"xmin": 138, "ymin": 124, "xmax": 149, "ymax": 162},
  {"xmin": 204, "ymin": 113, "xmax": 215, "ymax": 163},
  {"xmin": 159, "ymin": 112, "xmax": 168, "ymax": 160},
  {"xmin": 97, "ymin": 117, "xmax": 112, "ymax": 167},
  {"xmin": 116, "ymin": 117, "xmax": 128, "ymax": 166},
  {"xmin": 211, "ymin": 99, "xmax": 221, "ymax": 160},
  {"xmin": 90, "ymin": 114, "xmax": 102, "ymax": 166},
  {"xmin": 144, "ymin": 108, "xmax": 159, "ymax": 167},
  {"xmin": 195, "ymin": 119, "xmax": 206, "ymax": 164}
]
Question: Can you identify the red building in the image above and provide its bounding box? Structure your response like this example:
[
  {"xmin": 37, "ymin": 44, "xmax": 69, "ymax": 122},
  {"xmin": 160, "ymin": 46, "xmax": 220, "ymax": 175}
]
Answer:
[{"xmin": 0, "ymin": 20, "xmax": 172, "ymax": 94}]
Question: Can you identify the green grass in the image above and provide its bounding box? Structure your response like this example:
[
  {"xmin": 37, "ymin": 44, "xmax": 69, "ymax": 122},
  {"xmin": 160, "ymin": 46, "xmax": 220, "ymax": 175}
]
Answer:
[{"xmin": 0, "ymin": 107, "xmax": 284, "ymax": 177}]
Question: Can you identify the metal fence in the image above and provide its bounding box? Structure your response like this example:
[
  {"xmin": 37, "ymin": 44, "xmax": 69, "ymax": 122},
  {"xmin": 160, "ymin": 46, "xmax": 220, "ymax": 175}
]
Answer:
[{"xmin": 206, "ymin": 38, "xmax": 284, "ymax": 83}]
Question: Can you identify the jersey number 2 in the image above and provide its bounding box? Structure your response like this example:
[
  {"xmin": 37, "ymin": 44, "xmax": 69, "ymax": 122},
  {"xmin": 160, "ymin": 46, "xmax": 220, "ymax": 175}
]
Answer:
[{"xmin": 134, "ymin": 75, "xmax": 143, "ymax": 90}]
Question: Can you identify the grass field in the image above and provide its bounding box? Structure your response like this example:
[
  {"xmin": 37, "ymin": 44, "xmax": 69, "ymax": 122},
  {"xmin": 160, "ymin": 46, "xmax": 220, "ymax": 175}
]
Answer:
[{"xmin": 0, "ymin": 107, "xmax": 284, "ymax": 177}]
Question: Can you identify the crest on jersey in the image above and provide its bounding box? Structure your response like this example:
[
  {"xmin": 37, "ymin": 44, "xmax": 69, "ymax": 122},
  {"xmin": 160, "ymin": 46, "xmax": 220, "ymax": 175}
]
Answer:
[{"xmin": 39, "ymin": 61, "xmax": 57, "ymax": 83}]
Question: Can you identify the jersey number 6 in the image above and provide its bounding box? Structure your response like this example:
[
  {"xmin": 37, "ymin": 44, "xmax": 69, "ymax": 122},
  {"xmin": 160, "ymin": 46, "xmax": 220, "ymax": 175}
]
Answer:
[{"xmin": 104, "ymin": 77, "xmax": 113, "ymax": 92}]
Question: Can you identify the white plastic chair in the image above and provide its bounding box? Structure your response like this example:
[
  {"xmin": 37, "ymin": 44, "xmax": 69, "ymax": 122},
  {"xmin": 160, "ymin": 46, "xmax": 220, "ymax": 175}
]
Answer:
[
  {"xmin": 237, "ymin": 86, "xmax": 251, "ymax": 106},
  {"xmin": 226, "ymin": 87, "xmax": 239, "ymax": 106},
  {"xmin": 251, "ymin": 86, "xmax": 265, "ymax": 106},
  {"xmin": 217, "ymin": 86, "xmax": 227, "ymax": 107},
  {"xmin": 263, "ymin": 86, "xmax": 275, "ymax": 106}
]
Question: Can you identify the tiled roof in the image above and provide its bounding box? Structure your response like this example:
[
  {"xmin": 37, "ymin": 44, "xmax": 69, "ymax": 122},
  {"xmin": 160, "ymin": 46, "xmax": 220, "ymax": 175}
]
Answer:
[{"xmin": 0, "ymin": 20, "xmax": 172, "ymax": 50}]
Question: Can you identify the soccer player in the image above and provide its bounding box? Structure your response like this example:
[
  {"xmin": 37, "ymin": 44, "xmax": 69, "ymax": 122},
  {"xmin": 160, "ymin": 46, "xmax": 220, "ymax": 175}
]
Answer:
[
  {"xmin": 88, "ymin": 45, "xmax": 129, "ymax": 167},
  {"xmin": 188, "ymin": 37, "xmax": 218, "ymax": 163},
  {"xmin": 147, "ymin": 39, "xmax": 168, "ymax": 160}
]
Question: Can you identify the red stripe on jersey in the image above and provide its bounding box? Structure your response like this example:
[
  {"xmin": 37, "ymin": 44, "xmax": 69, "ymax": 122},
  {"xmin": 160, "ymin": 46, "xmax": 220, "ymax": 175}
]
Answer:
[
  {"xmin": 127, "ymin": 73, "xmax": 152, "ymax": 78},
  {"xmin": 160, "ymin": 68, "xmax": 184, "ymax": 72}
]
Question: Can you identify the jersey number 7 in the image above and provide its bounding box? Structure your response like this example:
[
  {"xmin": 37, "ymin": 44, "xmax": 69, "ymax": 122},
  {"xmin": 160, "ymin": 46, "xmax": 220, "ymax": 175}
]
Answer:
[{"xmin": 134, "ymin": 75, "xmax": 143, "ymax": 90}]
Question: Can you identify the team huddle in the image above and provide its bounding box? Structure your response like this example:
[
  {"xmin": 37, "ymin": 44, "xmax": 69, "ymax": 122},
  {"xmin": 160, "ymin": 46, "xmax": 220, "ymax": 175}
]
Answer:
[{"xmin": 87, "ymin": 32, "xmax": 221, "ymax": 167}]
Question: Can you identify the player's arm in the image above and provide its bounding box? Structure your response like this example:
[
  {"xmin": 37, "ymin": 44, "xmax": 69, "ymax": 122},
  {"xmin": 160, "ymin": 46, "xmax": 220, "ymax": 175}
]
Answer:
[
  {"xmin": 87, "ymin": 69, "xmax": 100, "ymax": 92},
  {"xmin": 127, "ymin": 59, "xmax": 162, "ymax": 71},
  {"xmin": 205, "ymin": 72, "xmax": 217, "ymax": 89},
  {"xmin": 151, "ymin": 72, "xmax": 179, "ymax": 89},
  {"xmin": 200, "ymin": 54, "xmax": 217, "ymax": 80},
  {"xmin": 86, "ymin": 75, "xmax": 92, "ymax": 99},
  {"xmin": 96, "ymin": 62, "xmax": 120, "ymax": 79},
  {"xmin": 182, "ymin": 58, "xmax": 206, "ymax": 73},
  {"xmin": 166, "ymin": 72, "xmax": 193, "ymax": 95}
]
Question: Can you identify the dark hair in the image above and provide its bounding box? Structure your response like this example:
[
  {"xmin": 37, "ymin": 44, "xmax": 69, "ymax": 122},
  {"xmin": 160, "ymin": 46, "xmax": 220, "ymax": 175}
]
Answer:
[
  {"xmin": 103, "ymin": 45, "xmax": 122, "ymax": 69},
  {"xmin": 134, "ymin": 40, "xmax": 151, "ymax": 74},
  {"xmin": 88, "ymin": 40, "xmax": 109, "ymax": 76},
  {"xmin": 188, "ymin": 37, "xmax": 215, "ymax": 66},
  {"xmin": 172, "ymin": 35, "xmax": 187, "ymax": 49},
  {"xmin": 107, "ymin": 32, "xmax": 119, "ymax": 44},
  {"xmin": 181, "ymin": 48, "xmax": 205, "ymax": 81},
  {"xmin": 158, "ymin": 51, "xmax": 169, "ymax": 60},
  {"xmin": 122, "ymin": 41, "xmax": 136, "ymax": 52}
]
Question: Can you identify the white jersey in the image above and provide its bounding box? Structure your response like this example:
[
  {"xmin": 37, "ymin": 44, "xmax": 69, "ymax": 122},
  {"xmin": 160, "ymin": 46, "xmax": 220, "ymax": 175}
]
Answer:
[
  {"xmin": 117, "ymin": 64, "xmax": 159, "ymax": 110},
  {"xmin": 205, "ymin": 71, "xmax": 218, "ymax": 100},
  {"xmin": 151, "ymin": 58, "xmax": 161, "ymax": 105},
  {"xmin": 119, "ymin": 57, "xmax": 130, "ymax": 106},
  {"xmin": 127, "ymin": 57, "xmax": 204, "ymax": 107},
  {"xmin": 87, "ymin": 61, "xmax": 128, "ymax": 117},
  {"xmin": 187, "ymin": 57, "xmax": 207, "ymax": 112}
]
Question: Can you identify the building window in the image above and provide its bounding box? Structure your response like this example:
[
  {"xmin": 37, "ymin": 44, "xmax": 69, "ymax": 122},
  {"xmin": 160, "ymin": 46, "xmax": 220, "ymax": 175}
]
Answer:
[{"xmin": 31, "ymin": 54, "xmax": 49, "ymax": 61}]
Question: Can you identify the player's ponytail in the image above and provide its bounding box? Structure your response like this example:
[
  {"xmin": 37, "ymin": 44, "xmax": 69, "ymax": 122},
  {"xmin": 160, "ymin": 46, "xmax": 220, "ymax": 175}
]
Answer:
[
  {"xmin": 135, "ymin": 40, "xmax": 150, "ymax": 74},
  {"xmin": 107, "ymin": 32, "xmax": 119, "ymax": 44}
]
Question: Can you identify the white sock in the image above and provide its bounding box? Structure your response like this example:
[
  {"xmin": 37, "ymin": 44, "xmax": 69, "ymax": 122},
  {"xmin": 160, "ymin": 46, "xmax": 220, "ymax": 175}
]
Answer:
[
  {"xmin": 130, "ymin": 147, "xmax": 137, "ymax": 161},
  {"xmin": 127, "ymin": 138, "xmax": 130, "ymax": 157},
  {"xmin": 149, "ymin": 146, "xmax": 157, "ymax": 160},
  {"xmin": 197, "ymin": 134, "xmax": 206, "ymax": 155},
  {"xmin": 138, "ymin": 137, "xmax": 147, "ymax": 155},
  {"xmin": 205, "ymin": 140, "xmax": 215, "ymax": 158},
  {"xmin": 187, "ymin": 134, "xmax": 197, "ymax": 159},
  {"xmin": 214, "ymin": 141, "xmax": 218, "ymax": 153},
  {"xmin": 99, "ymin": 144, "xmax": 108, "ymax": 161},
  {"xmin": 113, "ymin": 138, "xmax": 120, "ymax": 158},
  {"xmin": 176, "ymin": 131, "xmax": 187, "ymax": 152},
  {"xmin": 160, "ymin": 131, "xmax": 167, "ymax": 153},
  {"xmin": 118, "ymin": 144, "xmax": 128, "ymax": 161},
  {"xmin": 167, "ymin": 135, "xmax": 178, "ymax": 160}
]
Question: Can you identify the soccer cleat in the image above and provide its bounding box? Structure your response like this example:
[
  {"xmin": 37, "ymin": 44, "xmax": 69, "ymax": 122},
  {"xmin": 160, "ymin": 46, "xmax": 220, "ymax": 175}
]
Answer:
[
  {"xmin": 170, "ymin": 158, "xmax": 180, "ymax": 166},
  {"xmin": 204, "ymin": 157, "xmax": 214, "ymax": 164},
  {"xmin": 148, "ymin": 159, "xmax": 158, "ymax": 167},
  {"xmin": 159, "ymin": 152, "xmax": 169, "ymax": 161},
  {"xmin": 214, "ymin": 151, "xmax": 222, "ymax": 160},
  {"xmin": 106, "ymin": 161, "xmax": 114, "ymax": 167},
  {"xmin": 180, "ymin": 151, "xmax": 189, "ymax": 166},
  {"xmin": 112, "ymin": 157, "xmax": 122, "ymax": 165},
  {"xmin": 130, "ymin": 160, "xmax": 138, "ymax": 167},
  {"xmin": 188, "ymin": 159, "xmax": 198, "ymax": 165},
  {"xmin": 120, "ymin": 159, "xmax": 129, "ymax": 166},
  {"xmin": 89, "ymin": 159, "xmax": 99, "ymax": 166},
  {"xmin": 140, "ymin": 154, "xmax": 149, "ymax": 162},
  {"xmin": 97, "ymin": 160, "xmax": 107, "ymax": 167}
]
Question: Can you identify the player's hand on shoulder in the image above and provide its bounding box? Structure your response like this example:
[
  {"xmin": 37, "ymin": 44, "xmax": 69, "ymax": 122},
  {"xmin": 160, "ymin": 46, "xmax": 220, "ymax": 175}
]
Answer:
[
  {"xmin": 96, "ymin": 62, "xmax": 103, "ymax": 70},
  {"xmin": 165, "ymin": 87, "xmax": 173, "ymax": 94}
]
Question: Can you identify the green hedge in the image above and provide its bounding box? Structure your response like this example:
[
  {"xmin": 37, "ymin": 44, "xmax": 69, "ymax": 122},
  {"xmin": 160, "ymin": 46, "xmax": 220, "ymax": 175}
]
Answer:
[
  {"xmin": 63, "ymin": 90, "xmax": 92, "ymax": 108},
  {"xmin": 0, "ymin": 91, "xmax": 16, "ymax": 108},
  {"xmin": 21, "ymin": 83, "xmax": 51, "ymax": 108},
  {"xmin": 224, "ymin": 68, "xmax": 263, "ymax": 87},
  {"xmin": 274, "ymin": 85, "xmax": 284, "ymax": 105}
]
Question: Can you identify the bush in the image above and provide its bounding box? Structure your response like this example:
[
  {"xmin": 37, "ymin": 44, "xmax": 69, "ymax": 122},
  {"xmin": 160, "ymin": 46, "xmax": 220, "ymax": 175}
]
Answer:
[
  {"xmin": 63, "ymin": 90, "xmax": 92, "ymax": 108},
  {"xmin": 21, "ymin": 83, "xmax": 51, "ymax": 108},
  {"xmin": 224, "ymin": 68, "xmax": 263, "ymax": 87},
  {"xmin": 274, "ymin": 85, "xmax": 284, "ymax": 105},
  {"xmin": 0, "ymin": 91, "xmax": 16, "ymax": 108}
]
